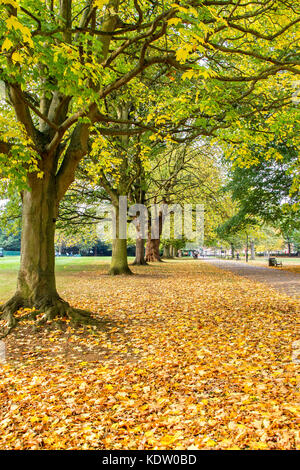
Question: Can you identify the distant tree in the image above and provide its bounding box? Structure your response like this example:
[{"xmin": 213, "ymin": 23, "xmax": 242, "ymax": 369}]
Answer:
[
  {"xmin": 219, "ymin": 142, "xmax": 300, "ymax": 257},
  {"xmin": 224, "ymin": 142, "xmax": 299, "ymax": 227},
  {"xmin": 0, "ymin": 228, "xmax": 21, "ymax": 251}
]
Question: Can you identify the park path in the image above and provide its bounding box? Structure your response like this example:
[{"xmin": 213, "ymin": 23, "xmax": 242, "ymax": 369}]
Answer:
[{"xmin": 204, "ymin": 258, "xmax": 300, "ymax": 300}]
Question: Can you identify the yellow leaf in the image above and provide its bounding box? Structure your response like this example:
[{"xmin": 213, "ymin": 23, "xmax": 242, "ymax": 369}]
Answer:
[
  {"xmin": 11, "ymin": 51, "xmax": 24, "ymax": 63},
  {"xmin": 205, "ymin": 439, "xmax": 217, "ymax": 447},
  {"xmin": 160, "ymin": 434, "xmax": 177, "ymax": 446},
  {"xmin": 176, "ymin": 48, "xmax": 189, "ymax": 63},
  {"xmin": 181, "ymin": 69, "xmax": 195, "ymax": 81},
  {"xmin": 251, "ymin": 442, "xmax": 269, "ymax": 450},
  {"xmin": 30, "ymin": 416, "xmax": 39, "ymax": 424},
  {"xmin": 94, "ymin": 0, "xmax": 109, "ymax": 8},
  {"xmin": 2, "ymin": 0, "xmax": 18, "ymax": 8},
  {"xmin": 2, "ymin": 38, "xmax": 14, "ymax": 51},
  {"xmin": 167, "ymin": 18, "xmax": 181, "ymax": 26}
]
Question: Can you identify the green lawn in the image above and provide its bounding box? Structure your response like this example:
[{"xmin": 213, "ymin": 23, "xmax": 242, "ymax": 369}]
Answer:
[{"xmin": 0, "ymin": 256, "xmax": 134, "ymax": 302}]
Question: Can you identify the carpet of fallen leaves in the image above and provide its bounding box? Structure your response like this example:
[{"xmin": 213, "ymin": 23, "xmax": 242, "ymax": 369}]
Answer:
[
  {"xmin": 0, "ymin": 260, "xmax": 299, "ymax": 450},
  {"xmin": 280, "ymin": 266, "xmax": 300, "ymax": 274}
]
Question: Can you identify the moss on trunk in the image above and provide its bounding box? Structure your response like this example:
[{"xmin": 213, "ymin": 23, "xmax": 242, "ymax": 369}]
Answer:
[{"xmin": 109, "ymin": 238, "xmax": 132, "ymax": 275}]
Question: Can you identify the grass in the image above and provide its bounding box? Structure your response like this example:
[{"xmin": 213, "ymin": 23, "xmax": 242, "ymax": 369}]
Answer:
[{"xmin": 0, "ymin": 256, "xmax": 134, "ymax": 302}]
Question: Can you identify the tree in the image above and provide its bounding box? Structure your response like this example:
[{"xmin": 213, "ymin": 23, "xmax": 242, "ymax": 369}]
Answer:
[
  {"xmin": 220, "ymin": 141, "xmax": 300, "ymax": 256},
  {"xmin": 0, "ymin": 0, "xmax": 194, "ymax": 327},
  {"xmin": 255, "ymin": 225, "xmax": 285, "ymax": 255},
  {"xmin": 0, "ymin": 187, "xmax": 21, "ymax": 235},
  {"xmin": 55, "ymin": 225, "xmax": 98, "ymax": 255},
  {"xmin": 0, "ymin": 229, "xmax": 21, "ymax": 251},
  {"xmin": 225, "ymin": 143, "xmax": 299, "ymax": 222},
  {"xmin": 145, "ymin": 141, "xmax": 230, "ymax": 257},
  {"xmin": 290, "ymin": 229, "xmax": 300, "ymax": 255}
]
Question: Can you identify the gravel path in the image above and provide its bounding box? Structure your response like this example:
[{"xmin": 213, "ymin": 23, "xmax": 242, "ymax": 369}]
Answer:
[{"xmin": 204, "ymin": 258, "xmax": 300, "ymax": 299}]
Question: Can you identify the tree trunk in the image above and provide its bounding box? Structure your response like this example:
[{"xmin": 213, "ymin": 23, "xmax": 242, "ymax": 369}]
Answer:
[
  {"xmin": 231, "ymin": 243, "xmax": 235, "ymax": 259},
  {"xmin": 145, "ymin": 207, "xmax": 163, "ymax": 262},
  {"xmin": 109, "ymin": 205, "xmax": 132, "ymax": 275},
  {"xmin": 145, "ymin": 237, "xmax": 161, "ymax": 262},
  {"xmin": 163, "ymin": 244, "xmax": 172, "ymax": 259},
  {"xmin": 0, "ymin": 173, "xmax": 94, "ymax": 334},
  {"xmin": 17, "ymin": 176, "xmax": 58, "ymax": 304},
  {"xmin": 109, "ymin": 238, "xmax": 132, "ymax": 274},
  {"xmin": 132, "ymin": 238, "xmax": 147, "ymax": 265},
  {"xmin": 245, "ymin": 234, "xmax": 249, "ymax": 263},
  {"xmin": 250, "ymin": 240, "xmax": 255, "ymax": 260}
]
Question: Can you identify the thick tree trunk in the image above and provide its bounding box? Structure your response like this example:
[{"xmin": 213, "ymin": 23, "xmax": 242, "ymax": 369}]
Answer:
[
  {"xmin": 231, "ymin": 243, "xmax": 235, "ymax": 259},
  {"xmin": 145, "ymin": 207, "xmax": 163, "ymax": 262},
  {"xmin": 109, "ymin": 238, "xmax": 132, "ymax": 275},
  {"xmin": 145, "ymin": 237, "xmax": 161, "ymax": 262},
  {"xmin": 17, "ymin": 176, "xmax": 58, "ymax": 304},
  {"xmin": 132, "ymin": 238, "xmax": 147, "ymax": 265},
  {"xmin": 0, "ymin": 173, "xmax": 94, "ymax": 335},
  {"xmin": 109, "ymin": 205, "xmax": 132, "ymax": 275}
]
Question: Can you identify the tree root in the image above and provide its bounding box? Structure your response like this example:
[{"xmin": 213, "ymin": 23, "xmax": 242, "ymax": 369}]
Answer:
[
  {"xmin": 131, "ymin": 259, "xmax": 148, "ymax": 266},
  {"xmin": 0, "ymin": 294, "xmax": 97, "ymax": 338}
]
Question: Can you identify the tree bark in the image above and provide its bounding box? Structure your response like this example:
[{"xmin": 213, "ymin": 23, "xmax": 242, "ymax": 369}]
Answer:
[
  {"xmin": 145, "ymin": 207, "xmax": 163, "ymax": 262},
  {"xmin": 163, "ymin": 244, "xmax": 172, "ymax": 259},
  {"xmin": 109, "ymin": 238, "xmax": 132, "ymax": 275},
  {"xmin": 231, "ymin": 243, "xmax": 235, "ymax": 259},
  {"xmin": 145, "ymin": 237, "xmax": 161, "ymax": 262},
  {"xmin": 109, "ymin": 205, "xmax": 132, "ymax": 275},
  {"xmin": 250, "ymin": 240, "xmax": 255, "ymax": 260},
  {"xmin": 132, "ymin": 238, "xmax": 147, "ymax": 265},
  {"xmin": 17, "ymin": 174, "xmax": 58, "ymax": 303},
  {"xmin": 245, "ymin": 234, "xmax": 249, "ymax": 263}
]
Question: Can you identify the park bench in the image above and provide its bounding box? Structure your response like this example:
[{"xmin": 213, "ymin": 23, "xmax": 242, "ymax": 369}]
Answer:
[{"xmin": 268, "ymin": 257, "xmax": 283, "ymax": 267}]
